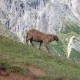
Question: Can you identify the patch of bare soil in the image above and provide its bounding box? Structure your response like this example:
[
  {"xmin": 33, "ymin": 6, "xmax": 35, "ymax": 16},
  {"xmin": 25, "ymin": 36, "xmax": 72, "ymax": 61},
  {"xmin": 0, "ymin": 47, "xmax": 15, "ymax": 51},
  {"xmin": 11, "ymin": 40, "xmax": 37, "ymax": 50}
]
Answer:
[
  {"xmin": 0, "ymin": 73, "xmax": 36, "ymax": 80},
  {"xmin": 0, "ymin": 66, "xmax": 9, "ymax": 76},
  {"xmin": 27, "ymin": 65, "xmax": 45, "ymax": 76},
  {"xmin": 0, "ymin": 66, "xmax": 36, "ymax": 80}
]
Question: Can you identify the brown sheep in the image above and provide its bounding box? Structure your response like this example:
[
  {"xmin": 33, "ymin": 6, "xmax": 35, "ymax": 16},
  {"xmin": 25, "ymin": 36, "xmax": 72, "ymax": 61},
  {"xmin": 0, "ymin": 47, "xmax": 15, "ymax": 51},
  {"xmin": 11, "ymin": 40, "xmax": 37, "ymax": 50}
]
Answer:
[{"xmin": 26, "ymin": 29, "xmax": 58, "ymax": 53}]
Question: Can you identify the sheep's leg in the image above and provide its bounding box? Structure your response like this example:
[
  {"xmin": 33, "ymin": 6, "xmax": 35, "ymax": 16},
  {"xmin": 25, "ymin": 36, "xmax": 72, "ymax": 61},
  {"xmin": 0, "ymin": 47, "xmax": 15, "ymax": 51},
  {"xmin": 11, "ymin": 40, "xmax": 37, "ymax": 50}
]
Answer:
[
  {"xmin": 43, "ymin": 41, "xmax": 50, "ymax": 53},
  {"xmin": 45, "ymin": 45, "xmax": 50, "ymax": 54},
  {"xmin": 30, "ymin": 40, "xmax": 34, "ymax": 47},
  {"xmin": 26, "ymin": 35, "xmax": 32, "ymax": 45},
  {"xmin": 39, "ymin": 42, "xmax": 43, "ymax": 50}
]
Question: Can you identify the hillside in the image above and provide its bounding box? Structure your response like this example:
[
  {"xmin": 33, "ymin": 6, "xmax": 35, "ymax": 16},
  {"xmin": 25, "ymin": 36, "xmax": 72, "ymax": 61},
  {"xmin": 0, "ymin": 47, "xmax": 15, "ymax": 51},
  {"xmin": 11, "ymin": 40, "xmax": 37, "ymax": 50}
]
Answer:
[
  {"xmin": 0, "ymin": 0, "xmax": 80, "ymax": 60},
  {"xmin": 47, "ymin": 20, "xmax": 80, "ymax": 61},
  {"xmin": 0, "ymin": 35, "xmax": 80, "ymax": 80}
]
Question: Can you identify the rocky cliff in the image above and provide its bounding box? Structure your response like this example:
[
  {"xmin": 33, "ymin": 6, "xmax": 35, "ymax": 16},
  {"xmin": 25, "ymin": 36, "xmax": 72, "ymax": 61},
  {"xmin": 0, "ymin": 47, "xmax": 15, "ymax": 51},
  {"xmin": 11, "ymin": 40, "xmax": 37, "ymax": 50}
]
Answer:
[{"xmin": 0, "ymin": 0, "xmax": 80, "ymax": 59}]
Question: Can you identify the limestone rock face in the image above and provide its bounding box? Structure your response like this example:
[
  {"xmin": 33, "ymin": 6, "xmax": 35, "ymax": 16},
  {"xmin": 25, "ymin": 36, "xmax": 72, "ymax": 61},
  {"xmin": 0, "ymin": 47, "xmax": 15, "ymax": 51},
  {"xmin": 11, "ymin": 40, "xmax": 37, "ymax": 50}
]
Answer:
[{"xmin": 0, "ymin": 0, "xmax": 80, "ymax": 41}]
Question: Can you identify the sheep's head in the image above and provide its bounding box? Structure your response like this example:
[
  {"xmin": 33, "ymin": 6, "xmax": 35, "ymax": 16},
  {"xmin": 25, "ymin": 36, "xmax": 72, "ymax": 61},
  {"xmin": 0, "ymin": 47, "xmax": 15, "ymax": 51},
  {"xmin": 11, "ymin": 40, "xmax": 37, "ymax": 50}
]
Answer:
[{"xmin": 54, "ymin": 35, "xmax": 59, "ymax": 41}]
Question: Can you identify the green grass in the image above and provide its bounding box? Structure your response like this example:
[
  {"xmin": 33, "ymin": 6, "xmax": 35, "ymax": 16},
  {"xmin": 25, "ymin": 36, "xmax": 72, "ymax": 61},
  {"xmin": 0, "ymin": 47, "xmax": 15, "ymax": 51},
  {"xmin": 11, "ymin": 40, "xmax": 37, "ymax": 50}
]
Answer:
[
  {"xmin": 48, "ymin": 20, "xmax": 80, "ymax": 61},
  {"xmin": 0, "ymin": 35, "xmax": 80, "ymax": 80}
]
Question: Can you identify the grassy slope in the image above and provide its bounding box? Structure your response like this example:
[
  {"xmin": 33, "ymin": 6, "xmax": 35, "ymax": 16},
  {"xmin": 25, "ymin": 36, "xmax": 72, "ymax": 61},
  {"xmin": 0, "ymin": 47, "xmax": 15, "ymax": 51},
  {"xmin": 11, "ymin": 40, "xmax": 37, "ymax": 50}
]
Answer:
[
  {"xmin": 48, "ymin": 20, "xmax": 80, "ymax": 62},
  {"xmin": 0, "ymin": 35, "xmax": 80, "ymax": 80}
]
